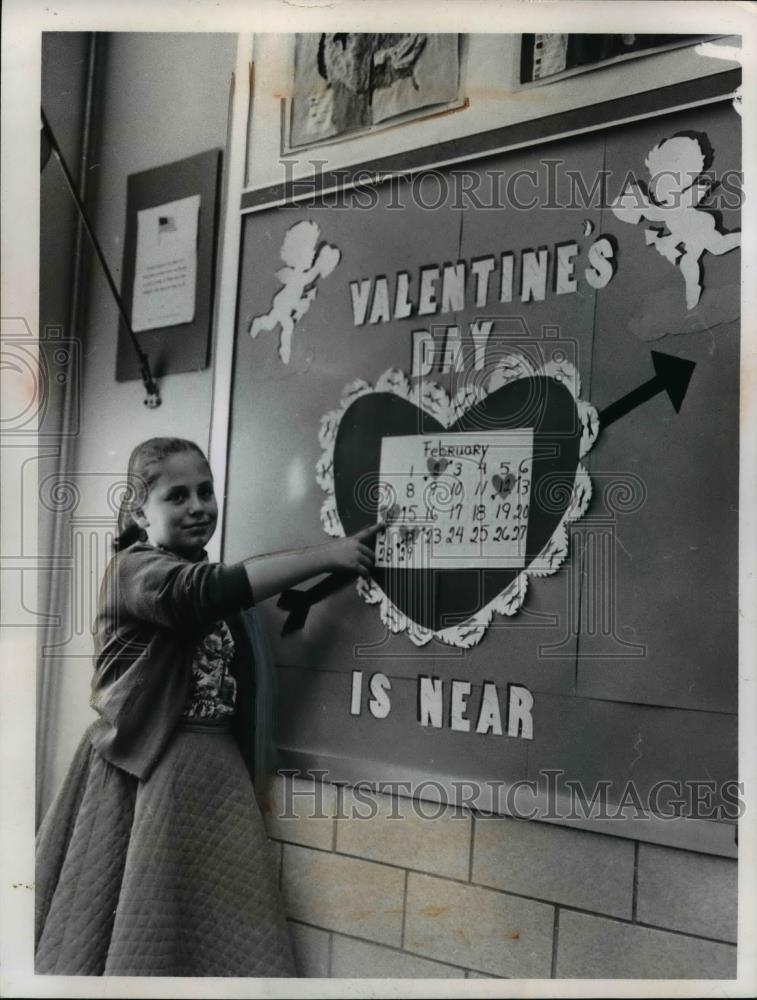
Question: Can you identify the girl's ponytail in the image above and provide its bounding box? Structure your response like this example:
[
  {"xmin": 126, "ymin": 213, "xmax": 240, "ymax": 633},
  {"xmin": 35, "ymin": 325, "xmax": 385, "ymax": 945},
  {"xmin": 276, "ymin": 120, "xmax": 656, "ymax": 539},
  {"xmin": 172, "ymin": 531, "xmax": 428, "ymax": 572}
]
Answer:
[
  {"xmin": 114, "ymin": 508, "xmax": 146, "ymax": 552},
  {"xmin": 113, "ymin": 437, "xmax": 208, "ymax": 552},
  {"xmin": 114, "ymin": 459, "xmax": 148, "ymax": 551}
]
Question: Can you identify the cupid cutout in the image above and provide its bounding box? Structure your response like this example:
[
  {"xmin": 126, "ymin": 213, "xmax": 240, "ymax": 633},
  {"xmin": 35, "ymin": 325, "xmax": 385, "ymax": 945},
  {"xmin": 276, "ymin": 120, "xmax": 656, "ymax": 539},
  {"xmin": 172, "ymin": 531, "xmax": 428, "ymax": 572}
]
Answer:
[
  {"xmin": 612, "ymin": 133, "xmax": 740, "ymax": 310},
  {"xmin": 249, "ymin": 219, "xmax": 341, "ymax": 363}
]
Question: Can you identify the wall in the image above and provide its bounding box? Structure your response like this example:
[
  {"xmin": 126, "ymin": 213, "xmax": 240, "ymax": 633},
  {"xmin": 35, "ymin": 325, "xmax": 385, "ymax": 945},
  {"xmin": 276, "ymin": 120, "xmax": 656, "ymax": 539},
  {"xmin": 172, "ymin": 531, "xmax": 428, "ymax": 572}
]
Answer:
[
  {"xmin": 41, "ymin": 31, "xmax": 238, "ymax": 811},
  {"xmin": 265, "ymin": 773, "xmax": 737, "ymax": 978}
]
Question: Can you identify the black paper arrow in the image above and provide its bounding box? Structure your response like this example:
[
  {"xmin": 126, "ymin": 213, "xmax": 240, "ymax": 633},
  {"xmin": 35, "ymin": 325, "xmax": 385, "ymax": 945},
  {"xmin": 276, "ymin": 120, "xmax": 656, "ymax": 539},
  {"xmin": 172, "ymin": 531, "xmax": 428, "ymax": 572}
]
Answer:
[
  {"xmin": 277, "ymin": 572, "xmax": 354, "ymax": 636},
  {"xmin": 598, "ymin": 351, "xmax": 696, "ymax": 429}
]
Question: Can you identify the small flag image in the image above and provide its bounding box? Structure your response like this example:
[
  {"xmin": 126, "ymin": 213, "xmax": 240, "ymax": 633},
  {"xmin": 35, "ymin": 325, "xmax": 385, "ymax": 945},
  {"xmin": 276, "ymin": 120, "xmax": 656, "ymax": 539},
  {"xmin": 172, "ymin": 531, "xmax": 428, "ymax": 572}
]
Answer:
[{"xmin": 158, "ymin": 215, "xmax": 177, "ymax": 235}]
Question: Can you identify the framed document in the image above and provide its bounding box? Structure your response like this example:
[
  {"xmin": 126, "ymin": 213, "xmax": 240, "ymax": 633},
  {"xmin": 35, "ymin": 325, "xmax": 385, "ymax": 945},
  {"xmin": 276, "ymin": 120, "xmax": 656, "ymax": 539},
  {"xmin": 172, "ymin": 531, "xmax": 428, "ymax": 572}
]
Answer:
[{"xmin": 116, "ymin": 148, "xmax": 221, "ymax": 381}]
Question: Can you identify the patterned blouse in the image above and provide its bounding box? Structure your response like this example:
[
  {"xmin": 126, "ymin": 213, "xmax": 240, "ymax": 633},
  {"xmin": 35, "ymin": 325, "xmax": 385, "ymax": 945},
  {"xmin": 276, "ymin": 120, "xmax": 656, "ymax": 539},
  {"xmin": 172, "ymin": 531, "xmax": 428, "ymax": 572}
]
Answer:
[{"xmin": 182, "ymin": 620, "xmax": 237, "ymax": 719}]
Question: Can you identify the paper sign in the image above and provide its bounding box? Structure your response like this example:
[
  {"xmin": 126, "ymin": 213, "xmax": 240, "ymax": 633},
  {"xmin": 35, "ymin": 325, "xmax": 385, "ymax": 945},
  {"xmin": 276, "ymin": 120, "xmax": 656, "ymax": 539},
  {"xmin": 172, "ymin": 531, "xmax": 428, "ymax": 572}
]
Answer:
[
  {"xmin": 375, "ymin": 430, "xmax": 534, "ymax": 570},
  {"xmin": 131, "ymin": 194, "xmax": 200, "ymax": 332}
]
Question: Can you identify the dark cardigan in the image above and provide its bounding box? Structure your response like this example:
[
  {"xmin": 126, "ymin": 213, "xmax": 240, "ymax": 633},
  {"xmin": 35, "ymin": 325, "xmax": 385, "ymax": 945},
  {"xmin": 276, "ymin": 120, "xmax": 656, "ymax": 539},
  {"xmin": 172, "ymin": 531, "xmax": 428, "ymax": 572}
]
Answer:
[{"xmin": 88, "ymin": 542, "xmax": 261, "ymax": 783}]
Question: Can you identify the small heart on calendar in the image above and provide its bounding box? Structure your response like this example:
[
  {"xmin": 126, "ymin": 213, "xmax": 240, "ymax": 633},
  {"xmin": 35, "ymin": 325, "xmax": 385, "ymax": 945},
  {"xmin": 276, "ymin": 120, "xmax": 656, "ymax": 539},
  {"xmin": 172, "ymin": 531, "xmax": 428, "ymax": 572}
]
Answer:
[
  {"xmin": 491, "ymin": 472, "xmax": 516, "ymax": 499},
  {"xmin": 398, "ymin": 525, "xmax": 419, "ymax": 545},
  {"xmin": 425, "ymin": 457, "xmax": 449, "ymax": 478},
  {"xmin": 381, "ymin": 502, "xmax": 401, "ymax": 523},
  {"xmin": 332, "ymin": 374, "xmax": 583, "ymax": 633}
]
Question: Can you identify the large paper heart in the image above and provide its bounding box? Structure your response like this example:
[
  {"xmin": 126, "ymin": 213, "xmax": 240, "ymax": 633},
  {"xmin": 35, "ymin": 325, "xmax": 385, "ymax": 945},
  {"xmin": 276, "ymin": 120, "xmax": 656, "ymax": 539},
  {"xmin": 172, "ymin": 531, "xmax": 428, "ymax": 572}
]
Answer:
[{"xmin": 317, "ymin": 359, "xmax": 598, "ymax": 647}]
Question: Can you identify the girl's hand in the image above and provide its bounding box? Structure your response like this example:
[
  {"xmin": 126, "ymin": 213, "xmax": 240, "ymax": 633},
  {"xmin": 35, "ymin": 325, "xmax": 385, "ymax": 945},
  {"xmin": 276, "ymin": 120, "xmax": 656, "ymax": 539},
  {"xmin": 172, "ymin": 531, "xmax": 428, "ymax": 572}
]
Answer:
[{"xmin": 325, "ymin": 522, "xmax": 385, "ymax": 577}]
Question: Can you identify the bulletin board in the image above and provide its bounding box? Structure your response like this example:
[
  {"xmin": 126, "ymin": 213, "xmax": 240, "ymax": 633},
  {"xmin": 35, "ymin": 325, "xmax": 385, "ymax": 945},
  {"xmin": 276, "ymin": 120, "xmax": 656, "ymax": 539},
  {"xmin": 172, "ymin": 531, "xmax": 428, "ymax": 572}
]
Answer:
[{"xmin": 224, "ymin": 100, "xmax": 740, "ymax": 854}]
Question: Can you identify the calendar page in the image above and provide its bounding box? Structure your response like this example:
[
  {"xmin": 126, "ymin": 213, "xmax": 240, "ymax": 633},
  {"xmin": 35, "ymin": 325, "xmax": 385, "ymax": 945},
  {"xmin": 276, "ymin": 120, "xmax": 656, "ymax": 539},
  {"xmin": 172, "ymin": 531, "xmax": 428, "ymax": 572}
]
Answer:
[{"xmin": 375, "ymin": 430, "xmax": 534, "ymax": 570}]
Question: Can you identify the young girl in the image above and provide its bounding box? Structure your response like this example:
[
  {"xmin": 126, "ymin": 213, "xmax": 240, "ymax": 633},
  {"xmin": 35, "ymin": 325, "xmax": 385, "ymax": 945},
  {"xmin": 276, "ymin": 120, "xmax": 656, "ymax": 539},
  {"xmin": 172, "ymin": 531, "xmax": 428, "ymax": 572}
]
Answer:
[{"xmin": 35, "ymin": 437, "xmax": 381, "ymax": 977}]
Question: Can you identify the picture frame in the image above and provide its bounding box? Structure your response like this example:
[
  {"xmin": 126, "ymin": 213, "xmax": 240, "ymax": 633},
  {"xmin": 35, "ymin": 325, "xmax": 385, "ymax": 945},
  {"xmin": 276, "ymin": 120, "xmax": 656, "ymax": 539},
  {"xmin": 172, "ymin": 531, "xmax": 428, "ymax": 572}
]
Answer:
[{"xmin": 518, "ymin": 32, "xmax": 720, "ymax": 87}]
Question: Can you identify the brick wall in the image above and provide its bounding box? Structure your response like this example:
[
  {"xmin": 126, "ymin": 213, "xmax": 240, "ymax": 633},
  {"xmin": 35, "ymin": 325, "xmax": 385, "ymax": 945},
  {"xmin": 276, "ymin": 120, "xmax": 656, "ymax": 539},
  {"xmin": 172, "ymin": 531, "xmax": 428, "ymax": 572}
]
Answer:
[{"xmin": 262, "ymin": 775, "xmax": 737, "ymax": 979}]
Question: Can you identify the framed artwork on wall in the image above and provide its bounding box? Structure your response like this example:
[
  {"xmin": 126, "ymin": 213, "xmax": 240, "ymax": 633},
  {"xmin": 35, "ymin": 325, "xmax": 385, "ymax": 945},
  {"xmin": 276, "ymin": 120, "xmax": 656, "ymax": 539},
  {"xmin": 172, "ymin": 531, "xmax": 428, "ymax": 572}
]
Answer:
[
  {"xmin": 519, "ymin": 33, "xmax": 719, "ymax": 86},
  {"xmin": 285, "ymin": 32, "xmax": 464, "ymax": 151}
]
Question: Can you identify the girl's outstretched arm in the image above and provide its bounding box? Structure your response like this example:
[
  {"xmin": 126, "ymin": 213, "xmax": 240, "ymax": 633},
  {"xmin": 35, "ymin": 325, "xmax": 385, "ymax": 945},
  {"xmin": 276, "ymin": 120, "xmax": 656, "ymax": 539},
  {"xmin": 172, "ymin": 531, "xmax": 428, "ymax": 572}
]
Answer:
[
  {"xmin": 242, "ymin": 522, "xmax": 384, "ymax": 604},
  {"xmin": 111, "ymin": 523, "xmax": 386, "ymax": 630}
]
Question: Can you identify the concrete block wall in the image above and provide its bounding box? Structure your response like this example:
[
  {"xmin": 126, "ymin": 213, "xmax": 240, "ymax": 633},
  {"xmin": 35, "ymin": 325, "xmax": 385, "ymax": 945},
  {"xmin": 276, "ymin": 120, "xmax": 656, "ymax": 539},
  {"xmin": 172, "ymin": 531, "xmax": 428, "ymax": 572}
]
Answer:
[{"xmin": 262, "ymin": 775, "xmax": 737, "ymax": 980}]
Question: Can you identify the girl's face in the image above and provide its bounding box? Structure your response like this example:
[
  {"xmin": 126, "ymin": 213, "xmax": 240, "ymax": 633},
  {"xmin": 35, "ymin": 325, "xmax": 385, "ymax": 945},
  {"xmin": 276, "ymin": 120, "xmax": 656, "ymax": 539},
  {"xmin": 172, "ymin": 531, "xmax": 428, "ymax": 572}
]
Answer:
[{"xmin": 135, "ymin": 450, "xmax": 218, "ymax": 560}]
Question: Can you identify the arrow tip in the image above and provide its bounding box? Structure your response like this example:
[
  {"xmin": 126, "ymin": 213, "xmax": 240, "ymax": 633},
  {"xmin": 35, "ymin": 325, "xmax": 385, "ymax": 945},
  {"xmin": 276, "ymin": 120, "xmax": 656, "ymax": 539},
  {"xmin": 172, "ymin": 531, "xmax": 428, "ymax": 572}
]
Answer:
[{"xmin": 651, "ymin": 351, "xmax": 696, "ymax": 413}]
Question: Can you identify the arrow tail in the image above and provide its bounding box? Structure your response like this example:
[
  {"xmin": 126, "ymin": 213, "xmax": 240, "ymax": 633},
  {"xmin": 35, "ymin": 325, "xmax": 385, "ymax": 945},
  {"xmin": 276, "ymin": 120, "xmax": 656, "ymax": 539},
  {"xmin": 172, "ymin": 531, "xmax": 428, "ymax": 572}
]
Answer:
[
  {"xmin": 277, "ymin": 572, "xmax": 356, "ymax": 635},
  {"xmin": 598, "ymin": 376, "xmax": 660, "ymax": 430}
]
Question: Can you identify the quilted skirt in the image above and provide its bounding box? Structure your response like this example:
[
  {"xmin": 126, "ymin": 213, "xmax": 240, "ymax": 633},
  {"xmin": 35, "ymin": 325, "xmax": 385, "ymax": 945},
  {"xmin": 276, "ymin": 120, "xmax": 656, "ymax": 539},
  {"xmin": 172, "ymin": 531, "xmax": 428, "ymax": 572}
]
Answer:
[{"xmin": 35, "ymin": 720, "xmax": 296, "ymax": 977}]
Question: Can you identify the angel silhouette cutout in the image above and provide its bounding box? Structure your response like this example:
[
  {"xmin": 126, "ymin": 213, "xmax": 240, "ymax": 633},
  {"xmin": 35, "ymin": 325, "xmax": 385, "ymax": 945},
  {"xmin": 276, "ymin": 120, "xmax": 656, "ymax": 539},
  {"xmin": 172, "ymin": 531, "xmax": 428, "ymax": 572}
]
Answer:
[
  {"xmin": 249, "ymin": 219, "xmax": 341, "ymax": 363},
  {"xmin": 611, "ymin": 134, "xmax": 740, "ymax": 310}
]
